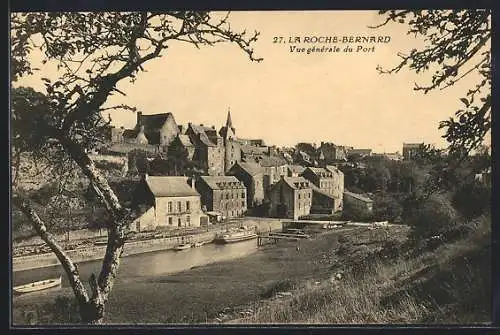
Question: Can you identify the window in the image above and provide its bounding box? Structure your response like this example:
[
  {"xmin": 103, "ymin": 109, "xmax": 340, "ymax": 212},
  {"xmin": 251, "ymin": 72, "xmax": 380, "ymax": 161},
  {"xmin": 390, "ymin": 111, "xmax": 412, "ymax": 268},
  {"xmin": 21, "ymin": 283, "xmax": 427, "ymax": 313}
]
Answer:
[
  {"xmin": 187, "ymin": 216, "xmax": 191, "ymax": 226},
  {"xmin": 186, "ymin": 201, "xmax": 190, "ymax": 211},
  {"xmin": 178, "ymin": 218, "xmax": 182, "ymax": 227},
  {"xmin": 298, "ymin": 194, "xmax": 301, "ymax": 200},
  {"xmin": 242, "ymin": 201, "xmax": 245, "ymax": 207},
  {"xmin": 242, "ymin": 192, "xmax": 245, "ymax": 198},
  {"xmin": 168, "ymin": 217, "xmax": 173, "ymax": 225},
  {"xmin": 168, "ymin": 202, "xmax": 172, "ymax": 213},
  {"xmin": 298, "ymin": 202, "xmax": 301, "ymax": 209},
  {"xmin": 226, "ymin": 193, "xmax": 229, "ymax": 200},
  {"xmin": 177, "ymin": 201, "xmax": 182, "ymax": 212}
]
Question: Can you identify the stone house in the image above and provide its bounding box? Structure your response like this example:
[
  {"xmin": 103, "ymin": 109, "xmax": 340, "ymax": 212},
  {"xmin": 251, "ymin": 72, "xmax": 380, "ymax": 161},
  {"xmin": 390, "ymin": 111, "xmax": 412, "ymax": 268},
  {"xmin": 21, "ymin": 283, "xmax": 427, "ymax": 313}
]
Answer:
[
  {"xmin": 269, "ymin": 176, "xmax": 312, "ymax": 220},
  {"xmin": 123, "ymin": 112, "xmax": 180, "ymax": 151},
  {"xmin": 257, "ymin": 155, "xmax": 288, "ymax": 196},
  {"xmin": 318, "ymin": 142, "xmax": 348, "ymax": 162},
  {"xmin": 343, "ymin": 191, "xmax": 373, "ymax": 218},
  {"xmin": 403, "ymin": 143, "xmax": 424, "ymax": 160},
  {"xmin": 132, "ymin": 175, "xmax": 202, "ymax": 231},
  {"xmin": 227, "ymin": 161, "xmax": 265, "ymax": 208},
  {"xmin": 186, "ymin": 123, "xmax": 225, "ymax": 176},
  {"xmin": 301, "ymin": 167, "xmax": 344, "ymax": 212},
  {"xmin": 195, "ymin": 176, "xmax": 247, "ymax": 219}
]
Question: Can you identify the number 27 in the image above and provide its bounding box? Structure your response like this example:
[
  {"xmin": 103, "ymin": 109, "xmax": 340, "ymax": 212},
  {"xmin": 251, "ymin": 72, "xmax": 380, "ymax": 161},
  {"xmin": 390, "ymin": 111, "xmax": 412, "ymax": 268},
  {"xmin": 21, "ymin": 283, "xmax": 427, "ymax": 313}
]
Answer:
[{"xmin": 273, "ymin": 36, "xmax": 284, "ymax": 43}]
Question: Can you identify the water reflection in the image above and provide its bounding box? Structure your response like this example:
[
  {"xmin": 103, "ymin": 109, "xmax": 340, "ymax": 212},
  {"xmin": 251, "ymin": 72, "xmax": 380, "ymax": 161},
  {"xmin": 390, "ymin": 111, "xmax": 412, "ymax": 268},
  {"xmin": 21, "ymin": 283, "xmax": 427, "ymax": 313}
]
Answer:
[{"xmin": 13, "ymin": 239, "xmax": 259, "ymax": 291}]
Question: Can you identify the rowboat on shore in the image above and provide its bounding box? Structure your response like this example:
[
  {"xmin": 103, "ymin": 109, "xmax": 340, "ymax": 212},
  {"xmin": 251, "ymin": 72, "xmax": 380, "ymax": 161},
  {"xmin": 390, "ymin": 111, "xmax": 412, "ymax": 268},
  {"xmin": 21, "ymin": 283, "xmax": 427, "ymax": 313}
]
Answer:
[
  {"xmin": 173, "ymin": 243, "xmax": 192, "ymax": 251},
  {"xmin": 13, "ymin": 276, "xmax": 62, "ymax": 295},
  {"xmin": 192, "ymin": 241, "xmax": 205, "ymax": 247}
]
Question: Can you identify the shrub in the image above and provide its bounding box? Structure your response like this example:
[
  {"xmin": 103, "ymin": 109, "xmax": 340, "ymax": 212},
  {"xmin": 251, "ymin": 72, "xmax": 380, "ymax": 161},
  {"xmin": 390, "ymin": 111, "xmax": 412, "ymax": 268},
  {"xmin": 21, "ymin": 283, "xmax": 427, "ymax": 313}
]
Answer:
[
  {"xmin": 373, "ymin": 194, "xmax": 403, "ymax": 222},
  {"xmin": 408, "ymin": 194, "xmax": 459, "ymax": 241},
  {"xmin": 451, "ymin": 181, "xmax": 491, "ymax": 220}
]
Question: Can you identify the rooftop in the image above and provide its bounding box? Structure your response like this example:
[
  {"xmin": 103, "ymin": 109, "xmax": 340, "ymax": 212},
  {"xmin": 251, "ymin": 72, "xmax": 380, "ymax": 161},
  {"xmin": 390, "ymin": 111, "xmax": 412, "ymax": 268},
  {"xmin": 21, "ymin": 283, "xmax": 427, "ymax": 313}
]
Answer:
[
  {"xmin": 199, "ymin": 176, "xmax": 245, "ymax": 190},
  {"xmin": 145, "ymin": 176, "xmax": 199, "ymax": 198},
  {"xmin": 281, "ymin": 176, "xmax": 311, "ymax": 190},
  {"xmin": 344, "ymin": 190, "xmax": 373, "ymax": 203},
  {"xmin": 233, "ymin": 161, "xmax": 265, "ymax": 176}
]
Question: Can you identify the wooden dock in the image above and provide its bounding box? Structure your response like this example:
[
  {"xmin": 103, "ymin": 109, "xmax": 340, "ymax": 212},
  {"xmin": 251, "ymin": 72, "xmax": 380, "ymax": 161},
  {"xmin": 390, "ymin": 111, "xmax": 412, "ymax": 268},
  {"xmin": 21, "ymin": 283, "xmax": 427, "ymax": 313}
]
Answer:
[{"xmin": 257, "ymin": 232, "xmax": 310, "ymax": 246}]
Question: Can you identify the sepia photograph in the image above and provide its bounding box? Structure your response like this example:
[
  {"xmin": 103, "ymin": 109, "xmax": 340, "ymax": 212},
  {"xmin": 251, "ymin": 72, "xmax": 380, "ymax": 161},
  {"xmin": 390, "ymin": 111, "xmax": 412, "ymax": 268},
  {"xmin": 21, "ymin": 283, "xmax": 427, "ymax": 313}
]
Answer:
[{"xmin": 10, "ymin": 9, "xmax": 492, "ymax": 326}]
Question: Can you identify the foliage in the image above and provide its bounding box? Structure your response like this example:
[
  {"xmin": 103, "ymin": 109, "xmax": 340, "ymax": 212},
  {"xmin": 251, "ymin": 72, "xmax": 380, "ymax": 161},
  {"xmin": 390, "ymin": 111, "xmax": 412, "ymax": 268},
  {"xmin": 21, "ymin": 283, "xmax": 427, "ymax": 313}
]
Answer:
[
  {"xmin": 11, "ymin": 11, "xmax": 262, "ymax": 324},
  {"xmin": 451, "ymin": 180, "xmax": 490, "ymax": 220},
  {"xmin": 407, "ymin": 194, "xmax": 460, "ymax": 241},
  {"xmin": 375, "ymin": 10, "xmax": 491, "ymax": 155},
  {"xmin": 373, "ymin": 194, "xmax": 403, "ymax": 222}
]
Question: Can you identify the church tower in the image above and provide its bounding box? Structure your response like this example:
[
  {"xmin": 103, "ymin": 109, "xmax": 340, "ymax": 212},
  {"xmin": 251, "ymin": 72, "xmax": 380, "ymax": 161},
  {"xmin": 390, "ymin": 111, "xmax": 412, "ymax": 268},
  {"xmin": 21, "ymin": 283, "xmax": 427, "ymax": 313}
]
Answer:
[{"xmin": 219, "ymin": 108, "xmax": 241, "ymax": 173}]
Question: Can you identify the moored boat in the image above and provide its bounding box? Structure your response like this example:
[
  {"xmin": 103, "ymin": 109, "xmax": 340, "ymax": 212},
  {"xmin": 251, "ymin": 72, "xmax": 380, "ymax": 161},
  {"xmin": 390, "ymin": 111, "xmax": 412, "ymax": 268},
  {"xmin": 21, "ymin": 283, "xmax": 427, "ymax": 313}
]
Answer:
[
  {"xmin": 192, "ymin": 241, "xmax": 205, "ymax": 247},
  {"xmin": 215, "ymin": 227, "xmax": 258, "ymax": 244},
  {"xmin": 13, "ymin": 276, "xmax": 62, "ymax": 294},
  {"xmin": 173, "ymin": 243, "xmax": 192, "ymax": 251}
]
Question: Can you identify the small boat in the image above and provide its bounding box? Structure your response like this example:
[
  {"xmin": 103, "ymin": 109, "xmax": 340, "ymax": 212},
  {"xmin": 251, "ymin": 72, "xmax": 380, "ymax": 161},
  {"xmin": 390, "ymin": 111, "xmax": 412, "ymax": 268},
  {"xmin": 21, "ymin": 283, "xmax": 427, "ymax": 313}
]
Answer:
[
  {"xmin": 173, "ymin": 243, "xmax": 192, "ymax": 251},
  {"xmin": 192, "ymin": 241, "xmax": 205, "ymax": 247},
  {"xmin": 13, "ymin": 276, "xmax": 62, "ymax": 294}
]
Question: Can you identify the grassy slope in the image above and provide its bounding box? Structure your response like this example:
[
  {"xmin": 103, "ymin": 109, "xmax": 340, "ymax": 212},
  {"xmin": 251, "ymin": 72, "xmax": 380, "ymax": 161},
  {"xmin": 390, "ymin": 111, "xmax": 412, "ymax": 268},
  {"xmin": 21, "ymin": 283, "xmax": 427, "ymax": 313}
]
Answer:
[{"xmin": 238, "ymin": 220, "xmax": 491, "ymax": 324}]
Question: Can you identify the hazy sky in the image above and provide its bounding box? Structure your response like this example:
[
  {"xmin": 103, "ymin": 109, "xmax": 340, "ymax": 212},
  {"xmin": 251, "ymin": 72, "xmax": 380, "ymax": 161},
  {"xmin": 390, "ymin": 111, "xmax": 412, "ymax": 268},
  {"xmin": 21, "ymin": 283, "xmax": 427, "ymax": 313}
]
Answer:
[{"xmin": 13, "ymin": 11, "xmax": 489, "ymax": 153}]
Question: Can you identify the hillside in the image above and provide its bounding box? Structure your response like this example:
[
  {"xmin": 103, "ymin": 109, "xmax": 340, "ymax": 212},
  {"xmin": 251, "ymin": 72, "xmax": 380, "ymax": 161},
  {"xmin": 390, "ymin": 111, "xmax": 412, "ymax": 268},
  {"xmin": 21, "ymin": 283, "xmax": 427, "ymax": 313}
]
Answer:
[{"xmin": 228, "ymin": 217, "xmax": 491, "ymax": 324}]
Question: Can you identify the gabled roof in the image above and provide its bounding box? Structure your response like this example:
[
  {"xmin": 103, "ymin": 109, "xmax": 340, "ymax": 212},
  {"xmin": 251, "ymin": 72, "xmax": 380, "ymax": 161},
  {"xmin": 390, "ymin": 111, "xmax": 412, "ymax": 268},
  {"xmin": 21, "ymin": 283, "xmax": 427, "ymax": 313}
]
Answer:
[
  {"xmin": 303, "ymin": 167, "xmax": 334, "ymax": 178},
  {"xmin": 325, "ymin": 165, "xmax": 343, "ymax": 175},
  {"xmin": 233, "ymin": 161, "xmax": 264, "ymax": 176},
  {"xmin": 139, "ymin": 113, "xmax": 174, "ymax": 132},
  {"xmin": 344, "ymin": 190, "xmax": 373, "ymax": 203},
  {"xmin": 241, "ymin": 145, "xmax": 267, "ymax": 155},
  {"xmin": 145, "ymin": 176, "xmax": 199, "ymax": 197},
  {"xmin": 280, "ymin": 176, "xmax": 311, "ymax": 190},
  {"xmin": 199, "ymin": 132, "xmax": 216, "ymax": 147},
  {"xmin": 103, "ymin": 143, "xmax": 158, "ymax": 154},
  {"xmin": 259, "ymin": 155, "xmax": 288, "ymax": 167},
  {"xmin": 178, "ymin": 134, "xmax": 194, "ymax": 147},
  {"xmin": 199, "ymin": 176, "xmax": 245, "ymax": 190}
]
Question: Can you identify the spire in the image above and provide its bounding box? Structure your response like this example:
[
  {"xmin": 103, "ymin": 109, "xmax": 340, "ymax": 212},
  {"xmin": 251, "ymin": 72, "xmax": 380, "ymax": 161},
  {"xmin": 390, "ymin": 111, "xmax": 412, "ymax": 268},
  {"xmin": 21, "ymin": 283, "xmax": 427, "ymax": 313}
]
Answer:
[{"xmin": 226, "ymin": 107, "xmax": 233, "ymax": 130}]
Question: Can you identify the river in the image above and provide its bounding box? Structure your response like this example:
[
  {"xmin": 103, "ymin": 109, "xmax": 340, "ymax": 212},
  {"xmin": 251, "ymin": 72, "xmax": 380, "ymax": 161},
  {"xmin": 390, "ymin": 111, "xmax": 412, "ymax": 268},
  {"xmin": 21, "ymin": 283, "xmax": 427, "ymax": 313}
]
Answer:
[{"xmin": 13, "ymin": 239, "xmax": 259, "ymax": 303}]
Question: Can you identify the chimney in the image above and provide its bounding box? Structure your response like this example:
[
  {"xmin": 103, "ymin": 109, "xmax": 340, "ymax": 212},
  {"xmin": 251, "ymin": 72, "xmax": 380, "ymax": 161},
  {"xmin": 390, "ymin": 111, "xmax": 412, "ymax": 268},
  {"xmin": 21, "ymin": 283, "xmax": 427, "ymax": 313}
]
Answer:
[
  {"xmin": 142, "ymin": 173, "xmax": 149, "ymax": 181},
  {"xmin": 200, "ymin": 123, "xmax": 204, "ymax": 127},
  {"xmin": 212, "ymin": 125, "xmax": 215, "ymax": 129},
  {"xmin": 189, "ymin": 177, "xmax": 196, "ymax": 189},
  {"xmin": 137, "ymin": 112, "xmax": 142, "ymax": 126}
]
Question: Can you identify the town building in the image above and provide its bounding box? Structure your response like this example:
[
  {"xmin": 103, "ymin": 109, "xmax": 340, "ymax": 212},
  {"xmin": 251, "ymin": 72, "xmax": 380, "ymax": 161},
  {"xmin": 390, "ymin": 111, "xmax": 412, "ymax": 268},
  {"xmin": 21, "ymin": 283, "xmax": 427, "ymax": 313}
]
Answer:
[
  {"xmin": 227, "ymin": 161, "xmax": 265, "ymax": 208},
  {"xmin": 268, "ymin": 176, "xmax": 312, "ymax": 220},
  {"xmin": 318, "ymin": 142, "xmax": 348, "ymax": 162},
  {"xmin": 186, "ymin": 123, "xmax": 225, "ymax": 176},
  {"xmin": 348, "ymin": 148, "xmax": 372, "ymax": 158},
  {"xmin": 132, "ymin": 175, "xmax": 202, "ymax": 231},
  {"xmin": 195, "ymin": 176, "xmax": 247, "ymax": 219},
  {"xmin": 403, "ymin": 143, "xmax": 424, "ymax": 160},
  {"xmin": 167, "ymin": 134, "xmax": 196, "ymax": 160},
  {"xmin": 219, "ymin": 110, "xmax": 242, "ymax": 173},
  {"xmin": 343, "ymin": 191, "xmax": 373, "ymax": 217},
  {"xmin": 258, "ymin": 155, "xmax": 288, "ymax": 195},
  {"xmin": 287, "ymin": 165, "xmax": 306, "ymax": 177},
  {"xmin": 301, "ymin": 166, "xmax": 344, "ymax": 212},
  {"xmin": 123, "ymin": 112, "xmax": 180, "ymax": 151}
]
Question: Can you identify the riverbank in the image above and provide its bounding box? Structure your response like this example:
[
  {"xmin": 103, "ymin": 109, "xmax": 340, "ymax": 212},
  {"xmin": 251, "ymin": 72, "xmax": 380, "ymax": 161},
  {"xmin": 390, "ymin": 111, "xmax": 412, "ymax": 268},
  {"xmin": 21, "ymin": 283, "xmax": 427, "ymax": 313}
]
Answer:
[
  {"xmin": 13, "ymin": 225, "xmax": 408, "ymax": 324},
  {"xmin": 12, "ymin": 217, "xmax": 283, "ymax": 272}
]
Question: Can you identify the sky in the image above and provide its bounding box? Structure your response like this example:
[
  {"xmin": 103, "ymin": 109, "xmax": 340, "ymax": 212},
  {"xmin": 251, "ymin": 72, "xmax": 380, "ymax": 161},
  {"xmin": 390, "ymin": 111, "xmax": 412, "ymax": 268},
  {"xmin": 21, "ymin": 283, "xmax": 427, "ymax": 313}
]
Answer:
[{"xmin": 12, "ymin": 11, "xmax": 490, "ymax": 153}]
